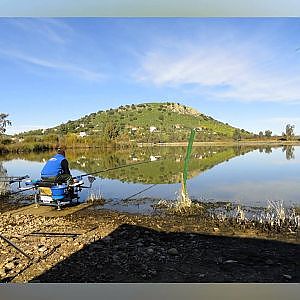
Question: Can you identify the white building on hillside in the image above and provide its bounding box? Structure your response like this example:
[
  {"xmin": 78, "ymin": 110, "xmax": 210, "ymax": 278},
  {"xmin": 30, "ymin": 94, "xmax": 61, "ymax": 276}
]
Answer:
[{"xmin": 149, "ymin": 126, "xmax": 157, "ymax": 133}]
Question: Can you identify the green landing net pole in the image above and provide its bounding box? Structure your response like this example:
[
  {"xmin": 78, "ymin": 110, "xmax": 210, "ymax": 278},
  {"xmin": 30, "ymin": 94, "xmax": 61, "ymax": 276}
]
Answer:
[{"xmin": 183, "ymin": 128, "xmax": 196, "ymax": 194}]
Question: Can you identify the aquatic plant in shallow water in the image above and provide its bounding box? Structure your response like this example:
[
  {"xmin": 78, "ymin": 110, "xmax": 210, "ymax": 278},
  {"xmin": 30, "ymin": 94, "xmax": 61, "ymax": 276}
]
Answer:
[
  {"xmin": 173, "ymin": 173, "xmax": 193, "ymax": 212},
  {"xmin": 155, "ymin": 199, "xmax": 170, "ymax": 209},
  {"xmin": 289, "ymin": 208, "xmax": 300, "ymax": 229},
  {"xmin": 87, "ymin": 188, "xmax": 103, "ymax": 203},
  {"xmin": 255, "ymin": 199, "xmax": 291, "ymax": 228},
  {"xmin": 207, "ymin": 200, "xmax": 300, "ymax": 231},
  {"xmin": 266, "ymin": 199, "xmax": 285, "ymax": 226},
  {"xmin": 154, "ymin": 189, "xmax": 202, "ymax": 214},
  {"xmin": 235, "ymin": 205, "xmax": 246, "ymax": 223}
]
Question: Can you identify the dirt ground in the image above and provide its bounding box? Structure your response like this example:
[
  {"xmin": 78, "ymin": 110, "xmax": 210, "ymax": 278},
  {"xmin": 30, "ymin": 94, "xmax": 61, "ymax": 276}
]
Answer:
[{"xmin": 0, "ymin": 202, "xmax": 299, "ymax": 283}]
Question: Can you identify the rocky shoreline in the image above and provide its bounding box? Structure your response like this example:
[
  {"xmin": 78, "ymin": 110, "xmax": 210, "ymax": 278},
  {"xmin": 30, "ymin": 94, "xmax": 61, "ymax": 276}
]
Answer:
[{"xmin": 0, "ymin": 202, "xmax": 299, "ymax": 283}]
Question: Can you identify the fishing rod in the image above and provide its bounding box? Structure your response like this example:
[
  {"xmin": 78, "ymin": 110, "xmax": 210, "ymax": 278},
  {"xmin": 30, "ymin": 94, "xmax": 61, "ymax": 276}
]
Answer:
[
  {"xmin": 27, "ymin": 232, "xmax": 81, "ymax": 238},
  {"xmin": 5, "ymin": 159, "xmax": 161, "ymax": 194},
  {"xmin": 3, "ymin": 159, "xmax": 163, "ymax": 198},
  {"xmin": 9, "ymin": 186, "xmax": 36, "ymax": 195},
  {"xmin": 123, "ymin": 184, "xmax": 158, "ymax": 201},
  {"xmin": 0, "ymin": 175, "xmax": 29, "ymax": 184},
  {"xmin": 76, "ymin": 158, "xmax": 161, "ymax": 179},
  {"xmin": 0, "ymin": 175, "xmax": 30, "ymax": 190},
  {"xmin": 0, "ymin": 234, "xmax": 32, "ymax": 260}
]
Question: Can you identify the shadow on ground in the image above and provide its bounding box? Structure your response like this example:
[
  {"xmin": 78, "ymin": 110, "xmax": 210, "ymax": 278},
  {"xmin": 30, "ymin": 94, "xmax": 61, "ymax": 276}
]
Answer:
[{"xmin": 31, "ymin": 224, "xmax": 299, "ymax": 283}]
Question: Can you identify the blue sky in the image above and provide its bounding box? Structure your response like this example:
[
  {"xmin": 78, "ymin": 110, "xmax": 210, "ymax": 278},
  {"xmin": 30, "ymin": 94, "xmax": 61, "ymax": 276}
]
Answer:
[{"xmin": 1, "ymin": 18, "xmax": 300, "ymax": 135}]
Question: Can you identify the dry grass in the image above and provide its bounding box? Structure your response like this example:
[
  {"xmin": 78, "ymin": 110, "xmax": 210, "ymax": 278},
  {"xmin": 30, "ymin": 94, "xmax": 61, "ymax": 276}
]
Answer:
[{"xmin": 87, "ymin": 188, "xmax": 104, "ymax": 204}]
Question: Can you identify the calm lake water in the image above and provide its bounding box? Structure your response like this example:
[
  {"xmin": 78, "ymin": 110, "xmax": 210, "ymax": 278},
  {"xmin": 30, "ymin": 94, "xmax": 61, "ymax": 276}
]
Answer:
[{"xmin": 1, "ymin": 145, "xmax": 300, "ymax": 213}]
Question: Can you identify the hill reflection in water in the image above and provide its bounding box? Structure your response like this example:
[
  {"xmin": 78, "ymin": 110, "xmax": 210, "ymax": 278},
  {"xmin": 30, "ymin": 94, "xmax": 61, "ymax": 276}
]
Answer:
[{"xmin": 1, "ymin": 145, "xmax": 299, "ymax": 208}]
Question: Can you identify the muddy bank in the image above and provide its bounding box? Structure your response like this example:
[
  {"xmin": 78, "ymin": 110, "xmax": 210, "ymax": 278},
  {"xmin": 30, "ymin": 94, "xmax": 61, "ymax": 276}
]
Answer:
[
  {"xmin": 0, "ymin": 204, "xmax": 299, "ymax": 283},
  {"xmin": 0, "ymin": 194, "xmax": 34, "ymax": 213},
  {"xmin": 34, "ymin": 223, "xmax": 300, "ymax": 283}
]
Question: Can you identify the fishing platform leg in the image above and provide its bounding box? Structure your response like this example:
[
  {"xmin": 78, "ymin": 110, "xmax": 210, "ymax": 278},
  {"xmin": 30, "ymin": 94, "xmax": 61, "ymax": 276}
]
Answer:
[{"xmin": 34, "ymin": 193, "xmax": 39, "ymax": 208}]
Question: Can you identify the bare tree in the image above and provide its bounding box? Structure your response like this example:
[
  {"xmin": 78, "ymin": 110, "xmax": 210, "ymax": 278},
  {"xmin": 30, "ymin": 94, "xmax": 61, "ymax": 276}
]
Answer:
[{"xmin": 282, "ymin": 124, "xmax": 295, "ymax": 140}]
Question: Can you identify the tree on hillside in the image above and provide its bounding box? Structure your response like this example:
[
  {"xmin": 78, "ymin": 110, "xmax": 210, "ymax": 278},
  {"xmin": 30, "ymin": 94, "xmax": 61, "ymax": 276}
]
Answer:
[
  {"xmin": 59, "ymin": 123, "xmax": 68, "ymax": 134},
  {"xmin": 102, "ymin": 121, "xmax": 120, "ymax": 141},
  {"xmin": 258, "ymin": 131, "xmax": 264, "ymax": 139},
  {"xmin": 0, "ymin": 113, "xmax": 11, "ymax": 134},
  {"xmin": 232, "ymin": 129, "xmax": 241, "ymax": 141},
  {"xmin": 282, "ymin": 124, "xmax": 295, "ymax": 140}
]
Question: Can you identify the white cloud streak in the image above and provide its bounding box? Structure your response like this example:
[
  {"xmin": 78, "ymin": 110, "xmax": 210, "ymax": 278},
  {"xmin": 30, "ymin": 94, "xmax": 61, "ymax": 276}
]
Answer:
[
  {"xmin": 136, "ymin": 40, "xmax": 300, "ymax": 103},
  {"xmin": 0, "ymin": 48, "xmax": 104, "ymax": 82},
  {"xmin": 0, "ymin": 19, "xmax": 105, "ymax": 82},
  {"xmin": 7, "ymin": 18, "xmax": 73, "ymax": 44}
]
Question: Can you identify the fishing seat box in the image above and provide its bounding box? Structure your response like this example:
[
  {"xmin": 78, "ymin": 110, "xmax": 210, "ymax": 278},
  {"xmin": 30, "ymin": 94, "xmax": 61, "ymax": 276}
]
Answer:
[{"xmin": 50, "ymin": 185, "xmax": 67, "ymax": 200}]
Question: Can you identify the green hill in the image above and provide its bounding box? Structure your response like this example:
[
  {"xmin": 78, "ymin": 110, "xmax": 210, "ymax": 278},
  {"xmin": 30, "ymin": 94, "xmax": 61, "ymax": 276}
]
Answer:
[{"xmin": 18, "ymin": 102, "xmax": 253, "ymax": 143}]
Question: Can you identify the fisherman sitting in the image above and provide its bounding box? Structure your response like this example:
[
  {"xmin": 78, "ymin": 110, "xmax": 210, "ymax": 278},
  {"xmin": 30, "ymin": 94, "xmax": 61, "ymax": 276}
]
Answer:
[{"xmin": 41, "ymin": 149, "xmax": 73, "ymax": 184}]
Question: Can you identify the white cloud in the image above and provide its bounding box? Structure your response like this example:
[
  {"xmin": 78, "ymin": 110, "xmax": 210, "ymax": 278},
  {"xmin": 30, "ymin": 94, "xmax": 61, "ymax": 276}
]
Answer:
[
  {"xmin": 7, "ymin": 18, "xmax": 73, "ymax": 44},
  {"xmin": 0, "ymin": 48, "xmax": 104, "ymax": 82},
  {"xmin": 138, "ymin": 48, "xmax": 247, "ymax": 86},
  {"xmin": 136, "ymin": 41, "xmax": 300, "ymax": 103},
  {"xmin": 0, "ymin": 19, "xmax": 105, "ymax": 82}
]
